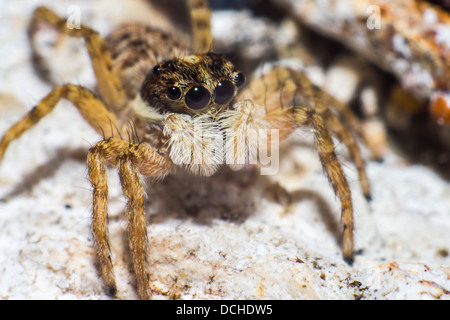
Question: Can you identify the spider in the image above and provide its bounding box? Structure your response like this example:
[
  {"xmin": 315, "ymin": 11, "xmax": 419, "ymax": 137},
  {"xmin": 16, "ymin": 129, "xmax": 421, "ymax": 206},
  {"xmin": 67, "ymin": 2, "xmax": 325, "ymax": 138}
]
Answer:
[{"xmin": 0, "ymin": 0, "xmax": 371, "ymax": 299}]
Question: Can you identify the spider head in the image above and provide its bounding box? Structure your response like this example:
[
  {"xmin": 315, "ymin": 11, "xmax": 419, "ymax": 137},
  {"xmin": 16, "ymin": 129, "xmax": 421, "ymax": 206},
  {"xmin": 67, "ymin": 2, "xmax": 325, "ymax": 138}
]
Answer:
[{"xmin": 140, "ymin": 52, "xmax": 245, "ymax": 116}]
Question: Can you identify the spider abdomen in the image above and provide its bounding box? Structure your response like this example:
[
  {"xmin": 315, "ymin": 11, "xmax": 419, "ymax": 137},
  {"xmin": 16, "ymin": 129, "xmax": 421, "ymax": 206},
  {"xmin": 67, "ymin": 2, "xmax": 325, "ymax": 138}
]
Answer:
[{"xmin": 106, "ymin": 23, "xmax": 188, "ymax": 98}]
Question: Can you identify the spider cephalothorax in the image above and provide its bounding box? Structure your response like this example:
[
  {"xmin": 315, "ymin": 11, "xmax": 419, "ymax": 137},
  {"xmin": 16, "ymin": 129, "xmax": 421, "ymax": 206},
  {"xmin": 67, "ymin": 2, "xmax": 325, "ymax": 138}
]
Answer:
[
  {"xmin": 0, "ymin": 0, "xmax": 370, "ymax": 299},
  {"xmin": 134, "ymin": 53, "xmax": 268, "ymax": 177},
  {"xmin": 141, "ymin": 52, "xmax": 246, "ymax": 116}
]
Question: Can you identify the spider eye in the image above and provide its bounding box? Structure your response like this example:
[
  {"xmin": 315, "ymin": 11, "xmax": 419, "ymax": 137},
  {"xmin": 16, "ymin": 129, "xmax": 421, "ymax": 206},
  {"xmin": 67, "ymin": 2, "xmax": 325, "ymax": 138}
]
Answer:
[
  {"xmin": 153, "ymin": 65, "xmax": 161, "ymax": 75},
  {"xmin": 185, "ymin": 86, "xmax": 210, "ymax": 110},
  {"xmin": 167, "ymin": 86, "xmax": 181, "ymax": 100},
  {"xmin": 234, "ymin": 72, "xmax": 245, "ymax": 87},
  {"xmin": 214, "ymin": 80, "xmax": 235, "ymax": 105}
]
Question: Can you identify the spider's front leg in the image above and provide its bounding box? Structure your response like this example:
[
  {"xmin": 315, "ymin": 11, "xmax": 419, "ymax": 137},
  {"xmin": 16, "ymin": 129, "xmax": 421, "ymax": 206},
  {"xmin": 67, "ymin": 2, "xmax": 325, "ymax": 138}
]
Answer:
[
  {"xmin": 0, "ymin": 85, "xmax": 120, "ymax": 162},
  {"xmin": 239, "ymin": 66, "xmax": 364, "ymax": 262},
  {"xmin": 241, "ymin": 66, "xmax": 371, "ymax": 200},
  {"xmin": 28, "ymin": 6, "xmax": 127, "ymax": 113},
  {"xmin": 188, "ymin": 0, "xmax": 213, "ymax": 53},
  {"xmin": 266, "ymin": 106, "xmax": 355, "ymax": 262},
  {"xmin": 298, "ymin": 108, "xmax": 354, "ymax": 262},
  {"xmin": 87, "ymin": 138, "xmax": 172, "ymax": 299}
]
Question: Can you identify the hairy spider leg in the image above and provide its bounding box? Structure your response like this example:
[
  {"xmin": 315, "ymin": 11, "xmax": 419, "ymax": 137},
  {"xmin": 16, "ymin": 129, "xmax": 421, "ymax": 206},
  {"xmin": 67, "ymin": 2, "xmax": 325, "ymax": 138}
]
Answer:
[
  {"xmin": 287, "ymin": 69, "xmax": 371, "ymax": 200},
  {"xmin": 88, "ymin": 138, "xmax": 172, "ymax": 299},
  {"xmin": 28, "ymin": 6, "xmax": 128, "ymax": 114},
  {"xmin": 188, "ymin": 0, "xmax": 213, "ymax": 53},
  {"xmin": 263, "ymin": 107, "xmax": 355, "ymax": 262},
  {"xmin": 239, "ymin": 66, "xmax": 359, "ymax": 262},
  {"xmin": 241, "ymin": 66, "xmax": 371, "ymax": 201},
  {"xmin": 0, "ymin": 84, "xmax": 121, "ymax": 162}
]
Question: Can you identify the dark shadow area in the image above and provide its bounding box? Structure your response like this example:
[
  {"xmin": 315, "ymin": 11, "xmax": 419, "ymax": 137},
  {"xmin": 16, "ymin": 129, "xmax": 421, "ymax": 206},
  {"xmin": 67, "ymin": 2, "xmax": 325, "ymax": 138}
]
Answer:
[
  {"xmin": 143, "ymin": 161, "xmax": 344, "ymax": 251},
  {"xmin": 423, "ymin": 0, "xmax": 450, "ymax": 11},
  {"xmin": 0, "ymin": 146, "xmax": 88, "ymax": 201},
  {"xmin": 387, "ymin": 112, "xmax": 450, "ymax": 181},
  {"xmin": 144, "ymin": 166, "xmax": 262, "ymax": 225},
  {"xmin": 264, "ymin": 182, "xmax": 342, "ymax": 252}
]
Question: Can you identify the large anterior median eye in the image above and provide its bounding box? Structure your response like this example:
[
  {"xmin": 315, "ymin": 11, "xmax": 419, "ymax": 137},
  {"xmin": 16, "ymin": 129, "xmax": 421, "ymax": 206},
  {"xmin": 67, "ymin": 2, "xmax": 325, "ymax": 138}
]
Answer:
[
  {"xmin": 214, "ymin": 80, "xmax": 235, "ymax": 105},
  {"xmin": 185, "ymin": 86, "xmax": 210, "ymax": 110}
]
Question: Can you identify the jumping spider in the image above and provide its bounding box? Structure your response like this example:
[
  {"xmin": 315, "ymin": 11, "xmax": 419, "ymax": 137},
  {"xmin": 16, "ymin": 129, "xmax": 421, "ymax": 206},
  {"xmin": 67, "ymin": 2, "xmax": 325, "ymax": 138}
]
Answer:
[{"xmin": 0, "ymin": 0, "xmax": 371, "ymax": 299}]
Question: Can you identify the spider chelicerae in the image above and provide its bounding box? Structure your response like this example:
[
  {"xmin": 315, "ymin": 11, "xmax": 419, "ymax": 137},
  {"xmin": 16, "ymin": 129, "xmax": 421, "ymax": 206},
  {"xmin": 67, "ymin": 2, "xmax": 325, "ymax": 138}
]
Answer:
[{"xmin": 0, "ymin": 0, "xmax": 371, "ymax": 299}]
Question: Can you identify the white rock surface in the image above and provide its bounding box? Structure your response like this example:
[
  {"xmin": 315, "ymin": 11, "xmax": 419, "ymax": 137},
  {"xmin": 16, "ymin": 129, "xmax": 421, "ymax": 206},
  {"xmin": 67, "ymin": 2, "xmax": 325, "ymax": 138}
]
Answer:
[{"xmin": 0, "ymin": 0, "xmax": 449, "ymax": 300}]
